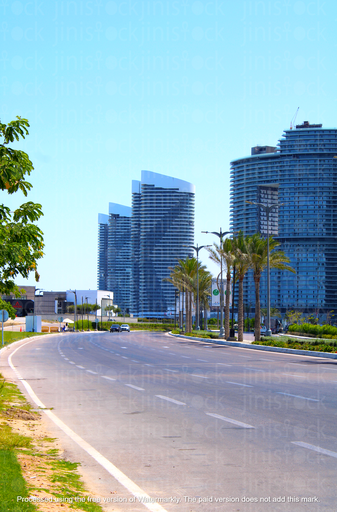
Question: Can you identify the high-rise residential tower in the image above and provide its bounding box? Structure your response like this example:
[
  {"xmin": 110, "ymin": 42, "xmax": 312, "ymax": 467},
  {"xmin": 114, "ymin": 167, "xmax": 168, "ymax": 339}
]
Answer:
[
  {"xmin": 98, "ymin": 172, "xmax": 195, "ymax": 317},
  {"xmin": 132, "ymin": 171, "xmax": 195, "ymax": 317},
  {"xmin": 230, "ymin": 121, "xmax": 337, "ymax": 314},
  {"xmin": 97, "ymin": 203, "xmax": 132, "ymax": 312}
]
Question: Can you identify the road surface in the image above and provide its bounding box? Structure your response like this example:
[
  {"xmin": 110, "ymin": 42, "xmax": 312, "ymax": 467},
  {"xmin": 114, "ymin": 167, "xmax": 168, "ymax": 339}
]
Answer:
[{"xmin": 2, "ymin": 331, "xmax": 337, "ymax": 511}]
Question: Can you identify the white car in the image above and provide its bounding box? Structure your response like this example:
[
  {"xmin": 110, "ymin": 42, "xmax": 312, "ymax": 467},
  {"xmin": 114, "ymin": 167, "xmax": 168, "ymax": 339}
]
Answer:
[
  {"xmin": 120, "ymin": 324, "xmax": 130, "ymax": 332},
  {"xmin": 260, "ymin": 325, "xmax": 267, "ymax": 334}
]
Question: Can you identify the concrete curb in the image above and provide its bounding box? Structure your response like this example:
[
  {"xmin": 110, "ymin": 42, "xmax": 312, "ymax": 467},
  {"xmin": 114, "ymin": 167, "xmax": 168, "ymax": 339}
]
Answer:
[{"xmin": 169, "ymin": 333, "xmax": 337, "ymax": 360}]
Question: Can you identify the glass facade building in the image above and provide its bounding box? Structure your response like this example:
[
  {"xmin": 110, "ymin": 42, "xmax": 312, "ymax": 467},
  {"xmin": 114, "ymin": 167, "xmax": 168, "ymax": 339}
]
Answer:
[
  {"xmin": 97, "ymin": 204, "xmax": 132, "ymax": 312},
  {"xmin": 230, "ymin": 122, "xmax": 337, "ymax": 314},
  {"xmin": 98, "ymin": 172, "xmax": 195, "ymax": 317},
  {"xmin": 132, "ymin": 171, "xmax": 195, "ymax": 317}
]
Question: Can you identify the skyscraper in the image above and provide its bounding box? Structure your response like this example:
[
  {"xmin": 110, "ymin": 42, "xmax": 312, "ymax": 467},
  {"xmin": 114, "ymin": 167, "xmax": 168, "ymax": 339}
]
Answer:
[
  {"xmin": 98, "ymin": 171, "xmax": 195, "ymax": 317},
  {"xmin": 132, "ymin": 171, "xmax": 195, "ymax": 317},
  {"xmin": 230, "ymin": 121, "xmax": 337, "ymax": 314},
  {"xmin": 97, "ymin": 203, "xmax": 132, "ymax": 312}
]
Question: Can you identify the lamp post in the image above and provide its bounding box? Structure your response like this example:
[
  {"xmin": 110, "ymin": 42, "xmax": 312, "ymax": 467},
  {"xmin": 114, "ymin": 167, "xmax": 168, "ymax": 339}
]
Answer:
[
  {"xmin": 246, "ymin": 200, "xmax": 282, "ymax": 337},
  {"xmin": 85, "ymin": 296, "xmax": 89, "ymax": 331},
  {"xmin": 185, "ymin": 244, "xmax": 211, "ymax": 330},
  {"xmin": 33, "ymin": 288, "xmax": 43, "ymax": 332},
  {"xmin": 69, "ymin": 290, "xmax": 77, "ymax": 331},
  {"xmin": 202, "ymin": 229, "xmax": 232, "ymax": 337}
]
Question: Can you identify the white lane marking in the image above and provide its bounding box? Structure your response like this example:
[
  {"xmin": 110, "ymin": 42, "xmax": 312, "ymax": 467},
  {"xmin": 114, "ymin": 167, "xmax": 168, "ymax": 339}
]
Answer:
[
  {"xmin": 277, "ymin": 392, "xmax": 319, "ymax": 402},
  {"xmin": 206, "ymin": 412, "xmax": 255, "ymax": 429},
  {"xmin": 237, "ymin": 355, "xmax": 250, "ymax": 358},
  {"xmin": 145, "ymin": 363, "xmax": 153, "ymax": 367},
  {"xmin": 122, "ymin": 356, "xmax": 128, "ymax": 359},
  {"xmin": 86, "ymin": 370, "xmax": 97, "ymax": 375},
  {"xmin": 125, "ymin": 384, "xmax": 144, "ymax": 391},
  {"xmin": 226, "ymin": 381, "xmax": 253, "ymax": 388},
  {"xmin": 292, "ymin": 442, "xmax": 337, "ymax": 459},
  {"xmin": 193, "ymin": 375, "xmax": 207, "ymax": 379},
  {"xmin": 197, "ymin": 359, "xmax": 208, "ymax": 362},
  {"xmin": 165, "ymin": 369, "xmax": 178, "ymax": 373},
  {"xmin": 132, "ymin": 360, "xmax": 139, "ymax": 363},
  {"xmin": 155, "ymin": 395, "xmax": 186, "ymax": 406},
  {"xmin": 78, "ymin": 348, "xmax": 84, "ymax": 350},
  {"xmin": 121, "ymin": 347, "xmax": 127, "ymax": 349},
  {"xmin": 163, "ymin": 346, "xmax": 169, "ymax": 348},
  {"xmin": 217, "ymin": 363, "xmax": 232, "ymax": 366},
  {"xmin": 76, "ymin": 365, "xmax": 85, "ymax": 369},
  {"xmin": 246, "ymin": 368, "xmax": 264, "ymax": 372},
  {"xmin": 181, "ymin": 356, "xmax": 190, "ymax": 359},
  {"xmin": 102, "ymin": 376, "xmax": 116, "ymax": 381},
  {"xmin": 260, "ymin": 359, "xmax": 274, "ymax": 362},
  {"xmin": 8, "ymin": 344, "xmax": 168, "ymax": 512},
  {"xmin": 64, "ymin": 358, "xmax": 69, "ymax": 360},
  {"xmin": 69, "ymin": 361, "xmax": 75, "ymax": 365},
  {"xmin": 282, "ymin": 373, "xmax": 305, "ymax": 378}
]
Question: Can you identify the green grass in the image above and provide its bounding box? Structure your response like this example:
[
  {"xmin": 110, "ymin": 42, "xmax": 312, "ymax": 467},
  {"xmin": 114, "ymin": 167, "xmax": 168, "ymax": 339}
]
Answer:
[
  {"xmin": 0, "ymin": 374, "xmax": 104, "ymax": 511},
  {"xmin": 0, "ymin": 331, "xmax": 46, "ymax": 348},
  {"xmin": 171, "ymin": 329, "xmax": 220, "ymax": 339},
  {"xmin": 0, "ymin": 450, "xmax": 37, "ymax": 511},
  {"xmin": 253, "ymin": 336, "xmax": 337, "ymax": 353}
]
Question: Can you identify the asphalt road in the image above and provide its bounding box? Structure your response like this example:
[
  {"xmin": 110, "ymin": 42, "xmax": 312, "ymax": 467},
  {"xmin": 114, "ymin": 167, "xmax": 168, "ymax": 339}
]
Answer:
[{"xmin": 3, "ymin": 331, "xmax": 337, "ymax": 511}]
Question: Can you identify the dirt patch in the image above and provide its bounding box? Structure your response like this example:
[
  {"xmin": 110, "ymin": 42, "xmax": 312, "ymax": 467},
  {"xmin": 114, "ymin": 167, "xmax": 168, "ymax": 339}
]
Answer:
[
  {"xmin": 3, "ymin": 406, "xmax": 39, "ymax": 421},
  {"xmin": 2, "ymin": 407, "xmax": 105, "ymax": 511}
]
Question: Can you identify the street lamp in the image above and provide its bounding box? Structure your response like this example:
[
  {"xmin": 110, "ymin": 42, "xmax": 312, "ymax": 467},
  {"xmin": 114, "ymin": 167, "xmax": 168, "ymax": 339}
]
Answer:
[
  {"xmin": 85, "ymin": 296, "xmax": 89, "ymax": 331},
  {"xmin": 202, "ymin": 229, "xmax": 232, "ymax": 337},
  {"xmin": 185, "ymin": 244, "xmax": 211, "ymax": 330},
  {"xmin": 246, "ymin": 200, "xmax": 282, "ymax": 337},
  {"xmin": 33, "ymin": 288, "xmax": 43, "ymax": 332},
  {"xmin": 69, "ymin": 290, "xmax": 77, "ymax": 331}
]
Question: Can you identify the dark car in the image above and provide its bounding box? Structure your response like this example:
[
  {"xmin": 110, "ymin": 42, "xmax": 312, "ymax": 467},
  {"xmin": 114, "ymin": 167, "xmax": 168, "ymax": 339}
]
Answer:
[{"xmin": 110, "ymin": 324, "xmax": 121, "ymax": 332}]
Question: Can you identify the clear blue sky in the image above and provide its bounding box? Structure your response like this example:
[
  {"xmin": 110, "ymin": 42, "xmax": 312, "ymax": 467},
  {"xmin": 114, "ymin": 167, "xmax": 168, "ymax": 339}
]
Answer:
[{"xmin": 2, "ymin": 0, "xmax": 336, "ymax": 292}]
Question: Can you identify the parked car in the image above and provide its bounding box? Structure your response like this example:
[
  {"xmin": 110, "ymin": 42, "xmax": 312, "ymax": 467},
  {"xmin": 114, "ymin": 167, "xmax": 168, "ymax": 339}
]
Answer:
[
  {"xmin": 110, "ymin": 323, "xmax": 121, "ymax": 332},
  {"xmin": 120, "ymin": 324, "xmax": 130, "ymax": 332},
  {"xmin": 260, "ymin": 325, "xmax": 267, "ymax": 334}
]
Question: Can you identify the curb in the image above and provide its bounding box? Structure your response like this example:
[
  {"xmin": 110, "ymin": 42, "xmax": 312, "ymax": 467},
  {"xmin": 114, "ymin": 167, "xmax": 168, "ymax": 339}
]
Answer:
[{"xmin": 169, "ymin": 333, "xmax": 337, "ymax": 360}]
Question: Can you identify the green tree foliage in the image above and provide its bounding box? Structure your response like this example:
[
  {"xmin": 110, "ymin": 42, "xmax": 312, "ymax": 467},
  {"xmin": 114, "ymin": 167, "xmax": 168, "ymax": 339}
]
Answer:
[
  {"xmin": 0, "ymin": 117, "xmax": 44, "ymax": 296},
  {"xmin": 0, "ymin": 298, "xmax": 16, "ymax": 319}
]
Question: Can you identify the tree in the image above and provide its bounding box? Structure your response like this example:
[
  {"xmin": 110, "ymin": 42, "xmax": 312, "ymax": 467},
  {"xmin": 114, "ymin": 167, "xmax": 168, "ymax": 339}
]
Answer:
[
  {"xmin": 247, "ymin": 233, "xmax": 295, "ymax": 341},
  {"xmin": 0, "ymin": 117, "xmax": 44, "ymax": 296},
  {"xmin": 0, "ymin": 298, "xmax": 16, "ymax": 319},
  {"xmin": 207, "ymin": 237, "xmax": 234, "ymax": 339},
  {"xmin": 165, "ymin": 257, "xmax": 211, "ymax": 333},
  {"xmin": 231, "ymin": 232, "xmax": 251, "ymax": 342}
]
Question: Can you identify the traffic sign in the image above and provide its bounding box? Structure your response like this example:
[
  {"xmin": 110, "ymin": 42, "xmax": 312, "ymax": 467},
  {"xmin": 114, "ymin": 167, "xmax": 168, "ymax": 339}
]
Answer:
[{"xmin": 0, "ymin": 310, "xmax": 9, "ymax": 322}]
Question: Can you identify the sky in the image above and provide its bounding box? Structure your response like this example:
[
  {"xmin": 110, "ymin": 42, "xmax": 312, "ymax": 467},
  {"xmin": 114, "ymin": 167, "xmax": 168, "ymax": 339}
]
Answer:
[{"xmin": 2, "ymin": 0, "xmax": 337, "ymax": 292}]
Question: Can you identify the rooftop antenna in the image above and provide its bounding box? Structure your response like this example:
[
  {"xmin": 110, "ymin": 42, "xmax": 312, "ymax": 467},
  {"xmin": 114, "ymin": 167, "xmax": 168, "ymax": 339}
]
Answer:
[{"xmin": 290, "ymin": 107, "xmax": 299, "ymax": 129}]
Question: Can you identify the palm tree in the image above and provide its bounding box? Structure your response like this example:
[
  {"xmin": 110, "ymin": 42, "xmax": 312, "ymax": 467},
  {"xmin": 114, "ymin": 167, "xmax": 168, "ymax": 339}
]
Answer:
[
  {"xmin": 247, "ymin": 233, "xmax": 295, "ymax": 341},
  {"xmin": 231, "ymin": 232, "xmax": 251, "ymax": 342},
  {"xmin": 166, "ymin": 257, "xmax": 210, "ymax": 332},
  {"xmin": 207, "ymin": 238, "xmax": 235, "ymax": 339}
]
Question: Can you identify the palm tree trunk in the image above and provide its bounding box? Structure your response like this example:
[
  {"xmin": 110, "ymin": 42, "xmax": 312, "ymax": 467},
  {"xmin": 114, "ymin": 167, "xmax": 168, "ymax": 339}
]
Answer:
[
  {"xmin": 238, "ymin": 277, "xmax": 244, "ymax": 342},
  {"xmin": 254, "ymin": 275, "xmax": 261, "ymax": 341},
  {"xmin": 225, "ymin": 273, "xmax": 231, "ymax": 339}
]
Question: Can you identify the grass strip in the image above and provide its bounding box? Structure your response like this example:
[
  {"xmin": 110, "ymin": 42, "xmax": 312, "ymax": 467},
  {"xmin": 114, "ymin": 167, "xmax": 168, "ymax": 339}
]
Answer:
[
  {"xmin": 0, "ymin": 450, "xmax": 37, "ymax": 512},
  {"xmin": 0, "ymin": 374, "xmax": 104, "ymax": 511}
]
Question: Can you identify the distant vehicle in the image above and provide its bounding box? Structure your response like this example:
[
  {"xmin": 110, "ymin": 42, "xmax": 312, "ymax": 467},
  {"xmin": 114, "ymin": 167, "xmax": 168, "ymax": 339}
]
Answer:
[
  {"xmin": 110, "ymin": 324, "xmax": 121, "ymax": 332},
  {"xmin": 260, "ymin": 325, "xmax": 267, "ymax": 334},
  {"xmin": 120, "ymin": 324, "xmax": 130, "ymax": 332}
]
